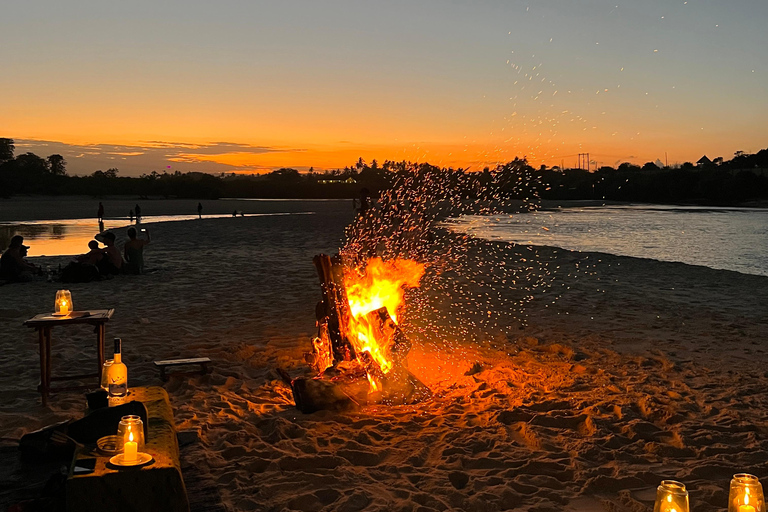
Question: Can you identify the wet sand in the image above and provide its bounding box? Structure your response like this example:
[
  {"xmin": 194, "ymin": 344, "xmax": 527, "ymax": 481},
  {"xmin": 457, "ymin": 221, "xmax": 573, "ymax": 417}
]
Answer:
[{"xmin": 1, "ymin": 200, "xmax": 767, "ymax": 511}]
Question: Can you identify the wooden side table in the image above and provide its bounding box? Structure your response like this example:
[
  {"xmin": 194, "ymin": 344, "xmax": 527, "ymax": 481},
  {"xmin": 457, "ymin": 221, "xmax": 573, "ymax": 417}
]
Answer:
[{"xmin": 24, "ymin": 309, "xmax": 115, "ymax": 405}]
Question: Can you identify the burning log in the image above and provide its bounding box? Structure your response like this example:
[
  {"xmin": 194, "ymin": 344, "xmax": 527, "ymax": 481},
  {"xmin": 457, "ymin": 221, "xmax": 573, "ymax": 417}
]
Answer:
[
  {"xmin": 285, "ymin": 255, "xmax": 432, "ymax": 413},
  {"xmin": 305, "ymin": 322, "xmax": 333, "ymax": 374},
  {"xmin": 356, "ymin": 307, "xmax": 431, "ymax": 406},
  {"xmin": 363, "ymin": 307, "xmax": 411, "ymax": 368},
  {"xmin": 286, "ymin": 365, "xmax": 369, "ymax": 414},
  {"xmin": 313, "ymin": 254, "xmax": 355, "ymax": 364}
]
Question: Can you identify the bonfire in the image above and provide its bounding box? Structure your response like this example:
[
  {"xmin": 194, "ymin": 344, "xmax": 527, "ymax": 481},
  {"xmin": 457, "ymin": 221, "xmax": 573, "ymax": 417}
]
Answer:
[{"xmin": 281, "ymin": 254, "xmax": 432, "ymax": 413}]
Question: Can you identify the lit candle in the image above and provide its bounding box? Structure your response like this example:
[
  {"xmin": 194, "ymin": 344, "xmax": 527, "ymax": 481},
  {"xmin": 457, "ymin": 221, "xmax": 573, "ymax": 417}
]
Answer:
[
  {"xmin": 662, "ymin": 494, "xmax": 680, "ymax": 512},
  {"xmin": 739, "ymin": 493, "xmax": 756, "ymax": 512},
  {"xmin": 729, "ymin": 474, "xmax": 764, "ymax": 512},
  {"xmin": 59, "ymin": 299, "xmax": 69, "ymax": 315},
  {"xmin": 124, "ymin": 431, "xmax": 138, "ymax": 463}
]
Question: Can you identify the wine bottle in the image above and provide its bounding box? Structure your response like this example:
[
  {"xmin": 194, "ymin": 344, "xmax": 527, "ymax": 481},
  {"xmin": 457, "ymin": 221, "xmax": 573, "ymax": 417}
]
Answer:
[{"xmin": 108, "ymin": 337, "xmax": 128, "ymax": 397}]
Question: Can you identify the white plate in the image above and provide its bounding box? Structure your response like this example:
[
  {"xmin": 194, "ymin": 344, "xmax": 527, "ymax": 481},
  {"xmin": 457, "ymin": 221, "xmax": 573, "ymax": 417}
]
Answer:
[{"xmin": 109, "ymin": 452, "xmax": 154, "ymax": 467}]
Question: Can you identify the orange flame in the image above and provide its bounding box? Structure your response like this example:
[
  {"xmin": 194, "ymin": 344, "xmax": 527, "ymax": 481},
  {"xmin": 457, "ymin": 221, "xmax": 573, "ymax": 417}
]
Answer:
[
  {"xmin": 344, "ymin": 258, "xmax": 424, "ymax": 376},
  {"xmin": 366, "ymin": 373, "xmax": 381, "ymax": 393}
]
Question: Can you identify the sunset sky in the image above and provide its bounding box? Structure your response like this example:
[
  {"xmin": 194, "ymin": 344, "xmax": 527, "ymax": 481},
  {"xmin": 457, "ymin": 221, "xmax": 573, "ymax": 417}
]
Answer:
[{"xmin": 2, "ymin": 1, "xmax": 766, "ymax": 176}]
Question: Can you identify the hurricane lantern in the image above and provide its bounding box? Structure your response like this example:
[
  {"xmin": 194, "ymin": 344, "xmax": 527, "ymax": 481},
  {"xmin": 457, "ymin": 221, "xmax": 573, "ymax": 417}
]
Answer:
[
  {"xmin": 729, "ymin": 474, "xmax": 765, "ymax": 512},
  {"xmin": 54, "ymin": 290, "xmax": 73, "ymax": 316},
  {"xmin": 117, "ymin": 415, "xmax": 145, "ymax": 464},
  {"xmin": 653, "ymin": 480, "xmax": 690, "ymax": 512}
]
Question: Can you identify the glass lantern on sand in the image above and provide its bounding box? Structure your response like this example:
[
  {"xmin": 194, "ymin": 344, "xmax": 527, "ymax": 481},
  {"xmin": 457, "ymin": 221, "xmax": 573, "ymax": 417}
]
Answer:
[
  {"xmin": 729, "ymin": 474, "xmax": 765, "ymax": 512},
  {"xmin": 653, "ymin": 480, "xmax": 690, "ymax": 512}
]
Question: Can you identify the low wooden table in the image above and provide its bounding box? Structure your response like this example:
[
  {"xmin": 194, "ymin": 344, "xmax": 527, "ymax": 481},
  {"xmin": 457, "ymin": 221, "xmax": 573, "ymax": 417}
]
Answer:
[
  {"xmin": 66, "ymin": 386, "xmax": 190, "ymax": 512},
  {"xmin": 24, "ymin": 309, "xmax": 115, "ymax": 405}
]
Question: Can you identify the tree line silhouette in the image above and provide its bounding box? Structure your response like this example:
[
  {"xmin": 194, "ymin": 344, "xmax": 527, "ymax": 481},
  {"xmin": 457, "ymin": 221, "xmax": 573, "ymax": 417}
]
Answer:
[{"xmin": 1, "ymin": 138, "xmax": 767, "ymax": 205}]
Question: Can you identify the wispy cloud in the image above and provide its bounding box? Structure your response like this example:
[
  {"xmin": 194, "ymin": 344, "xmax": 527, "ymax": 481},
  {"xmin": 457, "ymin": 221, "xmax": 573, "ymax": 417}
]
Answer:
[{"xmin": 13, "ymin": 139, "xmax": 304, "ymax": 176}]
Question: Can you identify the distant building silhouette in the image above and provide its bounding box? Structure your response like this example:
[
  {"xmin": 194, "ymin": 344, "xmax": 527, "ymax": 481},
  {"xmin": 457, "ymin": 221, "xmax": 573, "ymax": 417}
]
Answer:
[{"xmin": 697, "ymin": 155, "xmax": 712, "ymax": 167}]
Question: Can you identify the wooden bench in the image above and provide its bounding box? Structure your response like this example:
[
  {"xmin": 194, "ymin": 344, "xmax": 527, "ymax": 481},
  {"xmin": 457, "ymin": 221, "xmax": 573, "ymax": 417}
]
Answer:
[{"xmin": 154, "ymin": 357, "xmax": 211, "ymax": 381}]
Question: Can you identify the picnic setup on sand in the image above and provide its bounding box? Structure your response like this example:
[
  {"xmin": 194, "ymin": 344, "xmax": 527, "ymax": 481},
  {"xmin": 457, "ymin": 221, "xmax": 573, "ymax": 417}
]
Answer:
[{"xmin": 11, "ymin": 289, "xmax": 209, "ymax": 511}]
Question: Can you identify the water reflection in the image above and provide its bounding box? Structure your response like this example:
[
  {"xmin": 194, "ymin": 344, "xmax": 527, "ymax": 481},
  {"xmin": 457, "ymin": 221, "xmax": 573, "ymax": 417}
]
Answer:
[
  {"xmin": 446, "ymin": 205, "xmax": 768, "ymax": 277},
  {"xmin": 0, "ymin": 213, "xmax": 309, "ymax": 257},
  {"xmin": 0, "ymin": 218, "xmax": 131, "ymax": 257}
]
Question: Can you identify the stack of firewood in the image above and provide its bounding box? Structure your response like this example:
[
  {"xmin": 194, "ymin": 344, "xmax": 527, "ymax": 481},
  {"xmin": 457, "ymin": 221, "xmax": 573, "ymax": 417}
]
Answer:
[{"xmin": 279, "ymin": 254, "xmax": 431, "ymax": 413}]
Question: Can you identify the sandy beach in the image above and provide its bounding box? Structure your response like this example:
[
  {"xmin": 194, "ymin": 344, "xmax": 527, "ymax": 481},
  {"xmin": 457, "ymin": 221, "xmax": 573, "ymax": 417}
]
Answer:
[{"xmin": 2, "ymin": 199, "xmax": 768, "ymax": 511}]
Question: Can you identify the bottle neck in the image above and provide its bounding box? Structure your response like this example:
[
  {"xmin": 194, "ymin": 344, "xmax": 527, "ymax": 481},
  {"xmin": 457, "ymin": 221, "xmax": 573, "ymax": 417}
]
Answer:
[{"xmin": 114, "ymin": 353, "xmax": 122, "ymax": 364}]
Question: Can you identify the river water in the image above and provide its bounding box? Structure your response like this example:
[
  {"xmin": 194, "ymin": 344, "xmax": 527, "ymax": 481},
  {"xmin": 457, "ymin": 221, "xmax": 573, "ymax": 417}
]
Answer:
[{"xmin": 445, "ymin": 204, "xmax": 768, "ymax": 277}]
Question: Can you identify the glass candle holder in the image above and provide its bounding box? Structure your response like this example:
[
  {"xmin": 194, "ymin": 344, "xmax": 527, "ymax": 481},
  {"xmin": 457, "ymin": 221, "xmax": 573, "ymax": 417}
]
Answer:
[
  {"xmin": 653, "ymin": 480, "xmax": 690, "ymax": 512},
  {"xmin": 54, "ymin": 290, "xmax": 73, "ymax": 316},
  {"xmin": 729, "ymin": 474, "xmax": 765, "ymax": 512},
  {"xmin": 100, "ymin": 359, "xmax": 113, "ymax": 391},
  {"xmin": 116, "ymin": 415, "xmax": 145, "ymax": 464}
]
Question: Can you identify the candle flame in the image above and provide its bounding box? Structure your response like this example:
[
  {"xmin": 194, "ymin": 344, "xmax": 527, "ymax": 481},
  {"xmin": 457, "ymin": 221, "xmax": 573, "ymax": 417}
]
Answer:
[
  {"xmin": 128, "ymin": 431, "xmax": 134, "ymax": 442},
  {"xmin": 746, "ymin": 494, "xmax": 750, "ymax": 505}
]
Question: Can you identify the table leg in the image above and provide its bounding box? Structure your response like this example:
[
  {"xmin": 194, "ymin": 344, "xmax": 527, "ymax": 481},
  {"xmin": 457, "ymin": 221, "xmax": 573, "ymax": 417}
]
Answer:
[
  {"xmin": 97, "ymin": 323, "xmax": 106, "ymax": 382},
  {"xmin": 45, "ymin": 327, "xmax": 52, "ymax": 393},
  {"xmin": 38, "ymin": 328, "xmax": 48, "ymax": 405},
  {"xmin": 42, "ymin": 327, "xmax": 53, "ymax": 405}
]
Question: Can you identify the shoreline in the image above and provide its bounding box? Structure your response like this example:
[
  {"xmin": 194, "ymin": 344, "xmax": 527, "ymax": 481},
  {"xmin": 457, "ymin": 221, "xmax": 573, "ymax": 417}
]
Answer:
[
  {"xmin": 5, "ymin": 194, "xmax": 767, "ymax": 288},
  {"xmin": 2, "ymin": 195, "xmax": 766, "ymax": 223},
  {"xmin": 0, "ymin": 196, "xmax": 352, "ymax": 222}
]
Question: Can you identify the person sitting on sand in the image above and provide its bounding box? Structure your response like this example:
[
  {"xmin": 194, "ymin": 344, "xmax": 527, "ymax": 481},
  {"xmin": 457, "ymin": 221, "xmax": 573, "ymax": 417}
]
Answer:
[
  {"xmin": 0, "ymin": 235, "xmax": 40, "ymax": 282},
  {"xmin": 123, "ymin": 227, "xmax": 150, "ymax": 274},
  {"xmin": 61, "ymin": 240, "xmax": 103, "ymax": 283},
  {"xmin": 77, "ymin": 240, "xmax": 104, "ymax": 266},
  {"xmin": 97, "ymin": 232, "xmax": 123, "ymax": 275}
]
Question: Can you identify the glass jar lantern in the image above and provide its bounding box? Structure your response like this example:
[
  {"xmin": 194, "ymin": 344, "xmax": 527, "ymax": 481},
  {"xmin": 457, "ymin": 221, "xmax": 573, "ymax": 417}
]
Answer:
[
  {"xmin": 116, "ymin": 415, "xmax": 145, "ymax": 463},
  {"xmin": 729, "ymin": 474, "xmax": 765, "ymax": 512},
  {"xmin": 54, "ymin": 290, "xmax": 73, "ymax": 316},
  {"xmin": 653, "ymin": 480, "xmax": 690, "ymax": 512}
]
